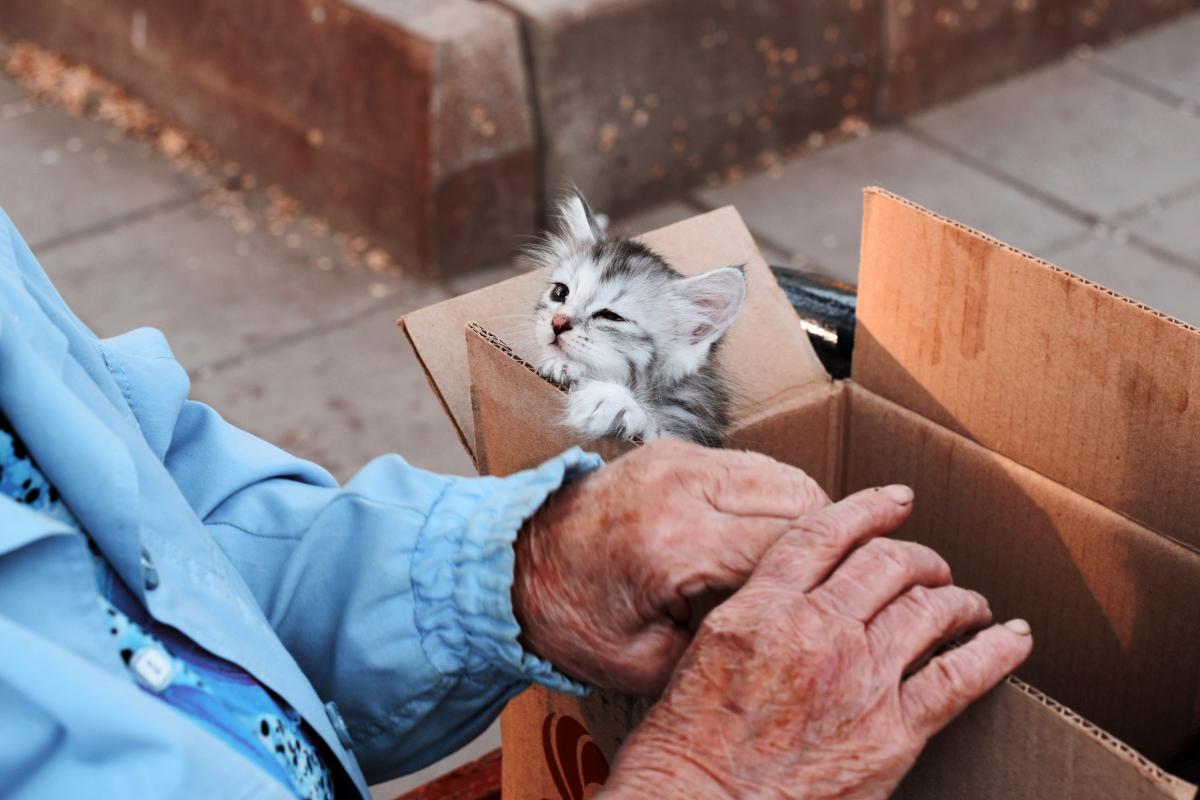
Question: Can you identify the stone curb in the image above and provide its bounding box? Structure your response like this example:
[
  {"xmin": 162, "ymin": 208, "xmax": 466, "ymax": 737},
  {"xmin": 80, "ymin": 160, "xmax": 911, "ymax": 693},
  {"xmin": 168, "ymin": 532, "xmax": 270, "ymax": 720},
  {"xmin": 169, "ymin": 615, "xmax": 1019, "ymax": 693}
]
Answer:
[
  {"xmin": 4, "ymin": 0, "xmax": 1197, "ymax": 274},
  {"xmin": 2, "ymin": 0, "xmax": 536, "ymax": 276}
]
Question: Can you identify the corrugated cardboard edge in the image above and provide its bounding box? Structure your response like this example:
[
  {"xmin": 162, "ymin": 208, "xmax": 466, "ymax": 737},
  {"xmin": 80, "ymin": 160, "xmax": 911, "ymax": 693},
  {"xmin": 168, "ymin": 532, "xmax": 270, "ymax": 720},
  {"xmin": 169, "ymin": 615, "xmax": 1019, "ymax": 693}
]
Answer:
[
  {"xmin": 857, "ymin": 187, "xmax": 1200, "ymax": 335},
  {"xmin": 468, "ymin": 321, "xmax": 568, "ymax": 396},
  {"xmin": 853, "ymin": 186, "xmax": 1200, "ymax": 549},
  {"xmin": 1005, "ymin": 678, "xmax": 1195, "ymax": 800},
  {"xmin": 897, "ymin": 675, "xmax": 1197, "ymax": 799},
  {"xmin": 501, "ymin": 679, "xmax": 1196, "ymax": 800},
  {"xmin": 842, "ymin": 380, "xmax": 1200, "ymax": 761},
  {"xmin": 466, "ymin": 323, "xmax": 634, "ymax": 476},
  {"xmin": 399, "ymin": 317, "xmax": 477, "ymax": 462}
]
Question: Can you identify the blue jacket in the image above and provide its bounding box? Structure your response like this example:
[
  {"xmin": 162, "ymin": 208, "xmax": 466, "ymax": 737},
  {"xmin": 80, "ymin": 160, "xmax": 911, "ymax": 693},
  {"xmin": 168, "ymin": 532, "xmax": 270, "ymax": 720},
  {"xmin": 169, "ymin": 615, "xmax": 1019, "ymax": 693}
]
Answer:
[{"xmin": 0, "ymin": 208, "xmax": 594, "ymax": 798}]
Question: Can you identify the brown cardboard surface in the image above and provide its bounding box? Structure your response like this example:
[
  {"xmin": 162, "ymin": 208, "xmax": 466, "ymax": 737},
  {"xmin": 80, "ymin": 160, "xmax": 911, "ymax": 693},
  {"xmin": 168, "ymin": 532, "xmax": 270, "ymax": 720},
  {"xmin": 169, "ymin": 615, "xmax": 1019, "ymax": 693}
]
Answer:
[
  {"xmin": 895, "ymin": 678, "xmax": 1196, "ymax": 800},
  {"xmin": 500, "ymin": 686, "xmax": 653, "ymax": 800},
  {"xmin": 467, "ymin": 321, "xmax": 845, "ymax": 483},
  {"xmin": 400, "ymin": 205, "xmax": 827, "ymax": 460},
  {"xmin": 466, "ymin": 323, "xmax": 632, "ymax": 476},
  {"xmin": 844, "ymin": 382, "xmax": 1200, "ymax": 763},
  {"xmin": 728, "ymin": 381, "xmax": 845, "ymax": 498},
  {"xmin": 853, "ymin": 188, "xmax": 1200, "ymax": 548},
  {"xmin": 501, "ymin": 670, "xmax": 1198, "ymax": 800},
  {"xmin": 403, "ymin": 191, "xmax": 1200, "ymax": 800}
]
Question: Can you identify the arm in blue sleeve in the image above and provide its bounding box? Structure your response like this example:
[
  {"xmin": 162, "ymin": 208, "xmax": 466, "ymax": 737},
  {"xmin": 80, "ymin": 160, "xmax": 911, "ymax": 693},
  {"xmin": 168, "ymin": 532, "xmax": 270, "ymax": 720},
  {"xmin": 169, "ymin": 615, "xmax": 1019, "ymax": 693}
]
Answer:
[
  {"xmin": 103, "ymin": 333, "xmax": 598, "ymax": 783},
  {"xmin": 0, "ymin": 206, "xmax": 599, "ymax": 783},
  {"xmin": 166, "ymin": 398, "xmax": 599, "ymax": 781}
]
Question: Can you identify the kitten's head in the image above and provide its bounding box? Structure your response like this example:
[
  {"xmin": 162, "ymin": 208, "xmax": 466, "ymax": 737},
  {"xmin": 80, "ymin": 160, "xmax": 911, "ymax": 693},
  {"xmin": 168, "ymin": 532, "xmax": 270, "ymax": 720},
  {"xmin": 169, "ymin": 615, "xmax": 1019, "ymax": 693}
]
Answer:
[{"xmin": 530, "ymin": 191, "xmax": 747, "ymax": 386}]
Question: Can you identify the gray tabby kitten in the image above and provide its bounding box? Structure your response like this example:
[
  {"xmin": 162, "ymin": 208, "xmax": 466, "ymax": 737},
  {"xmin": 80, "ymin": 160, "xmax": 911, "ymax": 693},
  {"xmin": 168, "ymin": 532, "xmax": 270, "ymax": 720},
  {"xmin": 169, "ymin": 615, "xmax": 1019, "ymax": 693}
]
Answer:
[{"xmin": 529, "ymin": 191, "xmax": 747, "ymax": 447}]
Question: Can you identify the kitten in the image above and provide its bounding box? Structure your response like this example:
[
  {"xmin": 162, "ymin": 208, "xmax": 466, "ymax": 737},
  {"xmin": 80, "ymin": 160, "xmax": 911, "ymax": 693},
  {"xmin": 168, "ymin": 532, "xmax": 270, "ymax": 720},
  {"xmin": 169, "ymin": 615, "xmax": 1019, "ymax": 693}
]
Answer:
[{"xmin": 529, "ymin": 191, "xmax": 747, "ymax": 447}]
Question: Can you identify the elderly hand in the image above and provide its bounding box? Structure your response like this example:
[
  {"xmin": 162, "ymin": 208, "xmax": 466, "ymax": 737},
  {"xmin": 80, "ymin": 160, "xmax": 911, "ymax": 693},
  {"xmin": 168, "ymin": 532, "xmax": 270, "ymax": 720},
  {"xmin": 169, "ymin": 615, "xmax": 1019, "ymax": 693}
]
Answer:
[
  {"xmin": 513, "ymin": 439, "xmax": 831, "ymax": 694},
  {"xmin": 600, "ymin": 486, "xmax": 1034, "ymax": 799}
]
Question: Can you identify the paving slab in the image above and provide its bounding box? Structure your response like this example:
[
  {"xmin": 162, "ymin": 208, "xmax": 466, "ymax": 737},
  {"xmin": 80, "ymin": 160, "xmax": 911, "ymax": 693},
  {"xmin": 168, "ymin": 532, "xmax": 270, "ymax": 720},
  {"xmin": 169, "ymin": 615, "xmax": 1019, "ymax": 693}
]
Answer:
[
  {"xmin": 4, "ymin": 0, "xmax": 537, "ymax": 275},
  {"xmin": 38, "ymin": 201, "xmax": 447, "ymax": 374},
  {"xmin": 1125, "ymin": 186, "xmax": 1200, "ymax": 266},
  {"xmin": 191, "ymin": 304, "xmax": 475, "ymax": 482},
  {"xmin": 697, "ymin": 129, "xmax": 1084, "ymax": 282},
  {"xmin": 608, "ymin": 198, "xmax": 792, "ymax": 269},
  {"xmin": 0, "ymin": 74, "xmax": 25, "ymax": 104},
  {"xmin": 0, "ymin": 102, "xmax": 202, "ymax": 248},
  {"xmin": 445, "ymin": 258, "xmax": 529, "ymax": 298},
  {"xmin": 909, "ymin": 58, "xmax": 1200, "ymax": 221},
  {"xmin": 1095, "ymin": 11, "xmax": 1200, "ymax": 105},
  {"xmin": 609, "ymin": 200, "xmax": 704, "ymax": 238},
  {"xmin": 1043, "ymin": 233, "xmax": 1200, "ymax": 325},
  {"xmin": 880, "ymin": 0, "xmax": 1200, "ymax": 117}
]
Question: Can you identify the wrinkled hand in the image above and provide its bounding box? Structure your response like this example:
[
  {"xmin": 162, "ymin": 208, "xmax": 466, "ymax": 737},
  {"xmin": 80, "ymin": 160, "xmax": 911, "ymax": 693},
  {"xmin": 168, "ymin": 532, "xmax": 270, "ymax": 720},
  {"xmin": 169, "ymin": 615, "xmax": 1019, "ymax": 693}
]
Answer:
[
  {"xmin": 513, "ymin": 439, "xmax": 830, "ymax": 694},
  {"xmin": 602, "ymin": 487, "xmax": 1034, "ymax": 800}
]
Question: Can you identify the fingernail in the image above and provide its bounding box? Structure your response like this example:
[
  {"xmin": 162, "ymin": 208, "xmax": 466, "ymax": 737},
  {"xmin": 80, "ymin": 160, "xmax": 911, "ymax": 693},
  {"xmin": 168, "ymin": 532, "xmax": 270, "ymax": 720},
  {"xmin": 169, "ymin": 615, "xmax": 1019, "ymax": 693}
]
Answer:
[
  {"xmin": 881, "ymin": 485, "xmax": 914, "ymax": 505},
  {"xmin": 1004, "ymin": 618, "xmax": 1031, "ymax": 636}
]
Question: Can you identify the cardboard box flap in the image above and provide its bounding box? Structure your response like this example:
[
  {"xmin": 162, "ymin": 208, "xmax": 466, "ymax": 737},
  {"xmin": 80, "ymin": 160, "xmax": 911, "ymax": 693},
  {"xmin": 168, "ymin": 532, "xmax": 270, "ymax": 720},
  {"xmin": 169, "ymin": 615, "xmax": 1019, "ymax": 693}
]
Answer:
[
  {"xmin": 844, "ymin": 383, "xmax": 1200, "ymax": 762},
  {"xmin": 401, "ymin": 206, "xmax": 828, "ymax": 460},
  {"xmin": 896, "ymin": 678, "xmax": 1197, "ymax": 800},
  {"xmin": 466, "ymin": 323, "xmax": 633, "ymax": 475},
  {"xmin": 853, "ymin": 188, "xmax": 1200, "ymax": 548}
]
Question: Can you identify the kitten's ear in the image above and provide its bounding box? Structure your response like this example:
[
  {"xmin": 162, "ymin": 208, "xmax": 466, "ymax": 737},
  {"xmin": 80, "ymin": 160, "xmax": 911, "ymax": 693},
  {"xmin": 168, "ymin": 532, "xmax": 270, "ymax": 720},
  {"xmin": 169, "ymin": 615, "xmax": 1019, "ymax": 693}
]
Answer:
[
  {"xmin": 678, "ymin": 265, "xmax": 747, "ymax": 346},
  {"xmin": 556, "ymin": 189, "xmax": 605, "ymax": 245}
]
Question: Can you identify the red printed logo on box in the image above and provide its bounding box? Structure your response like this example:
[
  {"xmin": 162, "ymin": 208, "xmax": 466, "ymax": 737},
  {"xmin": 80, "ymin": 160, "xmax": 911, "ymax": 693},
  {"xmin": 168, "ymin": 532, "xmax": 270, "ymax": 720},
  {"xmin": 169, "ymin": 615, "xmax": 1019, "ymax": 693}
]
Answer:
[{"xmin": 542, "ymin": 713, "xmax": 610, "ymax": 799}]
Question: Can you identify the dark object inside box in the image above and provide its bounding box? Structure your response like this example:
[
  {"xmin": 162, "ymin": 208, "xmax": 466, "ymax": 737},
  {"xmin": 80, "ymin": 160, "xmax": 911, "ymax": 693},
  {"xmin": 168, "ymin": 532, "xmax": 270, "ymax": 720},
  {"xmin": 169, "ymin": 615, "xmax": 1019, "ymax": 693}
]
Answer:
[{"xmin": 771, "ymin": 266, "xmax": 856, "ymax": 379}]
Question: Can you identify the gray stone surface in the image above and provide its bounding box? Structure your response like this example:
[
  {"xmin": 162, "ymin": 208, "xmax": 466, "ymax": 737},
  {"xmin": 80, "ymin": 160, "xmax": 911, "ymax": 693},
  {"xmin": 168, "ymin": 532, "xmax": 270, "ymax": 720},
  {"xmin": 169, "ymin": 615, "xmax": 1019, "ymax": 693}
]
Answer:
[
  {"xmin": 191, "ymin": 304, "xmax": 474, "ymax": 481},
  {"xmin": 1096, "ymin": 12, "xmax": 1200, "ymax": 105},
  {"xmin": 0, "ymin": 103, "xmax": 203, "ymax": 249},
  {"xmin": 908, "ymin": 58, "xmax": 1200, "ymax": 221},
  {"xmin": 697, "ymin": 129, "xmax": 1084, "ymax": 282},
  {"xmin": 1125, "ymin": 186, "xmax": 1200, "ymax": 266},
  {"xmin": 1043, "ymin": 233, "xmax": 1200, "ymax": 325},
  {"xmin": 41, "ymin": 202, "xmax": 446, "ymax": 374},
  {"xmin": 0, "ymin": 74, "xmax": 25, "ymax": 104},
  {"xmin": 445, "ymin": 258, "xmax": 528, "ymax": 298},
  {"xmin": 610, "ymin": 200, "xmax": 706, "ymax": 238},
  {"xmin": 4, "ymin": 0, "xmax": 538, "ymax": 276}
]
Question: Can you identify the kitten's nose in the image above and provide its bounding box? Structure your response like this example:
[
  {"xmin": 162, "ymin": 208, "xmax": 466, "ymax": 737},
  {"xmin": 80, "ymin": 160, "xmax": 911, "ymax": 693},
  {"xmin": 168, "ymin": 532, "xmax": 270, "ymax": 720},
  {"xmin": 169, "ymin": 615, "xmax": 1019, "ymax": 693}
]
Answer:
[{"xmin": 551, "ymin": 314, "xmax": 573, "ymax": 336}]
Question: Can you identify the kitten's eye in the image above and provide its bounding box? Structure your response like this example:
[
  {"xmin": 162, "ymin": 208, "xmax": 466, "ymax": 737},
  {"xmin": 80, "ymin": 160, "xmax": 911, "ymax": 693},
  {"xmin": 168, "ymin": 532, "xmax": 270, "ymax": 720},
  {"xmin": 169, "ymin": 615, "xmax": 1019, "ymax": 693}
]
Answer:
[
  {"xmin": 549, "ymin": 283, "xmax": 569, "ymax": 303},
  {"xmin": 592, "ymin": 309, "xmax": 626, "ymax": 322}
]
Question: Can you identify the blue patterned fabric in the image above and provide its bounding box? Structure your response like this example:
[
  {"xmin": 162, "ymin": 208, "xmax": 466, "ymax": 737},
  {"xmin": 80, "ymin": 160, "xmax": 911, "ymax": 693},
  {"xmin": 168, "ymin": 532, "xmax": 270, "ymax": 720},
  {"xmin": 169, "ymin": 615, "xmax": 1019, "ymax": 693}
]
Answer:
[{"xmin": 0, "ymin": 412, "xmax": 332, "ymax": 799}]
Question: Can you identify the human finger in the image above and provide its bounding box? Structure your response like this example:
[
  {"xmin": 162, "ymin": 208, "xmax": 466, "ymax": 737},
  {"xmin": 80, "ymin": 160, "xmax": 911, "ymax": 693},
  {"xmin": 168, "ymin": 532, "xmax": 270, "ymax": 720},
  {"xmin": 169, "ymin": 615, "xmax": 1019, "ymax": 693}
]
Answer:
[
  {"xmin": 867, "ymin": 585, "xmax": 992, "ymax": 673},
  {"xmin": 755, "ymin": 485, "xmax": 915, "ymax": 593},
  {"xmin": 900, "ymin": 620, "xmax": 1034, "ymax": 739},
  {"xmin": 811, "ymin": 538, "xmax": 952, "ymax": 622}
]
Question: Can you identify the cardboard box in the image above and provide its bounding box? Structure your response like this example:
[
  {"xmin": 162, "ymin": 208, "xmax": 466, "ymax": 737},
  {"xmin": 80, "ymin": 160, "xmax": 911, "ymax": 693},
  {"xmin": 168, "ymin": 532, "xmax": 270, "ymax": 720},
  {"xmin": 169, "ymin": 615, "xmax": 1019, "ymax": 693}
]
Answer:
[{"xmin": 401, "ymin": 189, "xmax": 1200, "ymax": 799}]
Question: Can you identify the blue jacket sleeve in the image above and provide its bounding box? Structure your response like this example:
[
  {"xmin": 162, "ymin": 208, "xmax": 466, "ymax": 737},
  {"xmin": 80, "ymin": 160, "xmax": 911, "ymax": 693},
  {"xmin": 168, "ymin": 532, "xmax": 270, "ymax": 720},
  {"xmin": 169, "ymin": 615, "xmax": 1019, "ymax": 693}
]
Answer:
[{"xmin": 101, "ymin": 331, "xmax": 598, "ymax": 783}]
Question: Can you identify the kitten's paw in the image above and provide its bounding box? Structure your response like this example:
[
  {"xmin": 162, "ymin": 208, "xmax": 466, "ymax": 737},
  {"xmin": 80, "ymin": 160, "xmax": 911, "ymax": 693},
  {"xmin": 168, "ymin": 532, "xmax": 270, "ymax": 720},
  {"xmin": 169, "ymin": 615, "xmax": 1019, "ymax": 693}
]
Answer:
[
  {"xmin": 566, "ymin": 381, "xmax": 657, "ymax": 441},
  {"xmin": 537, "ymin": 357, "xmax": 574, "ymax": 387}
]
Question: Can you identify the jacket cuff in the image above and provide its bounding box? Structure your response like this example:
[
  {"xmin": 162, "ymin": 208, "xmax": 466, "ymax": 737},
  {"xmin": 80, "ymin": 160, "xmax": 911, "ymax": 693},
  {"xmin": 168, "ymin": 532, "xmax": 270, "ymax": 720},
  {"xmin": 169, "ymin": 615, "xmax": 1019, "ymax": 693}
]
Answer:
[{"xmin": 410, "ymin": 447, "xmax": 603, "ymax": 696}]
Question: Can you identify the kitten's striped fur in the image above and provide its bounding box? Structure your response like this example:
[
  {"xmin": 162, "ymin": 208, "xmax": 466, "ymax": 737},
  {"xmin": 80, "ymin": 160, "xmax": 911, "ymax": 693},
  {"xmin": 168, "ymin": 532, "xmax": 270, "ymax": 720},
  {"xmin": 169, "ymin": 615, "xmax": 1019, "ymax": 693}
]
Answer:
[{"xmin": 529, "ymin": 191, "xmax": 746, "ymax": 447}]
